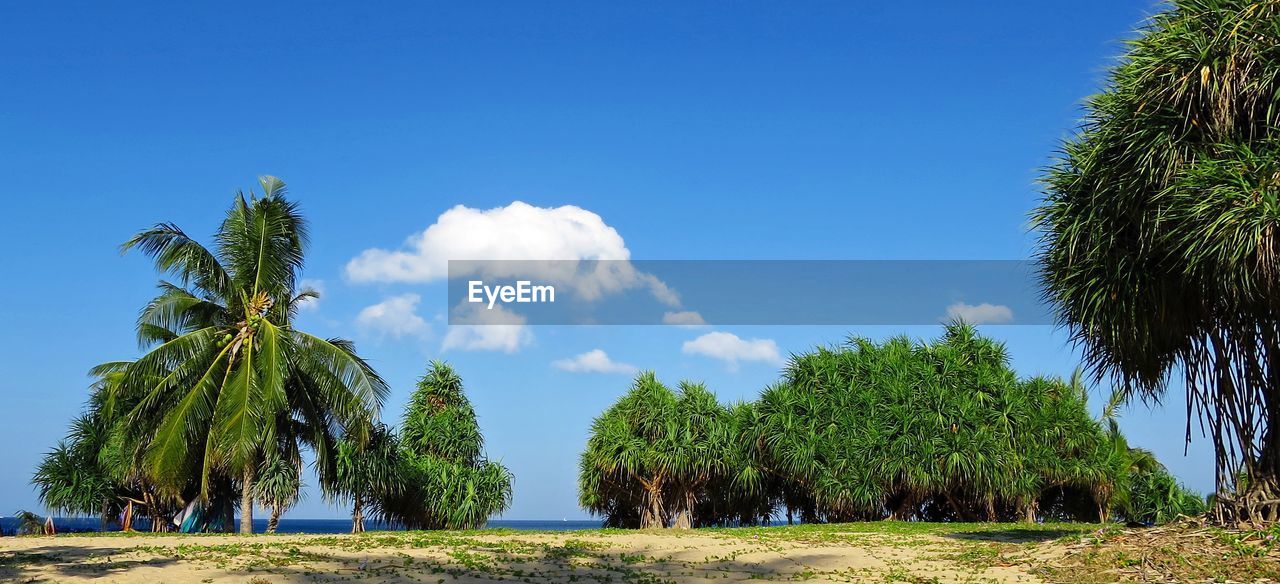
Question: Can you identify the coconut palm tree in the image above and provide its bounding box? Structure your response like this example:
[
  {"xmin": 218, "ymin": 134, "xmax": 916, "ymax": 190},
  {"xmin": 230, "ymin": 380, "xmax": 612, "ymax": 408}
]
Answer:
[
  {"xmin": 108, "ymin": 177, "xmax": 389, "ymax": 533},
  {"xmin": 1034, "ymin": 0, "xmax": 1280, "ymax": 525}
]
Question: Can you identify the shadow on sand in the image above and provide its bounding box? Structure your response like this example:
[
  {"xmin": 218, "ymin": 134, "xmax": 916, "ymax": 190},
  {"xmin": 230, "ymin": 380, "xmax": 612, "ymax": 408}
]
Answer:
[
  {"xmin": 944, "ymin": 528, "xmax": 1078, "ymax": 543},
  {"xmin": 1, "ymin": 538, "xmax": 848, "ymax": 583},
  {"xmin": 2, "ymin": 543, "xmax": 182, "ymax": 581}
]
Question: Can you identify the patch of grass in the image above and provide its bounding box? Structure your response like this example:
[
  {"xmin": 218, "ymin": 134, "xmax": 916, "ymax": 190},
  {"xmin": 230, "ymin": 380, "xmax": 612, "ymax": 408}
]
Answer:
[
  {"xmin": 13, "ymin": 521, "xmax": 1268, "ymax": 583},
  {"xmin": 1033, "ymin": 522, "xmax": 1280, "ymax": 583}
]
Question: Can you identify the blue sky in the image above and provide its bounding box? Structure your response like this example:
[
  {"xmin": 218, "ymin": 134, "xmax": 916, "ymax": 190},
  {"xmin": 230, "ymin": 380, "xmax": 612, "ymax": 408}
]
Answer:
[{"xmin": 0, "ymin": 0, "xmax": 1210, "ymax": 521}]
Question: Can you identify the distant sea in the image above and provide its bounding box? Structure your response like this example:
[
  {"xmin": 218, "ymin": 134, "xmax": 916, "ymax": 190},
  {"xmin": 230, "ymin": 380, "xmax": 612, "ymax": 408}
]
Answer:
[{"xmin": 0, "ymin": 517, "xmax": 602, "ymax": 535}]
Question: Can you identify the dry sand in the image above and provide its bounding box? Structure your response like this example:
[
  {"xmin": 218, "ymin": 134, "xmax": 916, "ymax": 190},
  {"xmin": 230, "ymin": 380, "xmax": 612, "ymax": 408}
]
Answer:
[{"xmin": 0, "ymin": 527, "xmax": 1045, "ymax": 583}]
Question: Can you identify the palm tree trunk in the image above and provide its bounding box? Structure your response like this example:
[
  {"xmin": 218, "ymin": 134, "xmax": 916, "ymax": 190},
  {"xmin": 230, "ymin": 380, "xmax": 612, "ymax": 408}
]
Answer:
[
  {"xmin": 122, "ymin": 500, "xmax": 134, "ymax": 531},
  {"xmin": 267, "ymin": 504, "xmax": 282, "ymax": 533},
  {"xmin": 351, "ymin": 493, "xmax": 365, "ymax": 533},
  {"xmin": 240, "ymin": 465, "xmax": 255, "ymax": 534}
]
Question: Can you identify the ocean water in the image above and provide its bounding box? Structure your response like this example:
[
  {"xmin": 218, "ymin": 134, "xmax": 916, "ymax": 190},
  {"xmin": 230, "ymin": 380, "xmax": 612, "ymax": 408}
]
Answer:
[{"xmin": 0, "ymin": 516, "xmax": 601, "ymax": 535}]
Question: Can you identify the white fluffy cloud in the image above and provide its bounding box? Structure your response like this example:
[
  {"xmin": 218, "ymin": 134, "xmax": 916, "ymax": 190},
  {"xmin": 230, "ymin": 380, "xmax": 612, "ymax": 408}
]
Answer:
[
  {"xmin": 551, "ymin": 349, "xmax": 637, "ymax": 374},
  {"xmin": 944, "ymin": 302, "xmax": 1014, "ymax": 325},
  {"xmin": 442, "ymin": 303, "xmax": 531, "ymax": 353},
  {"xmin": 345, "ymin": 201, "xmax": 678, "ymax": 305},
  {"xmin": 356, "ymin": 294, "xmax": 429, "ymax": 338},
  {"xmin": 662, "ymin": 310, "xmax": 707, "ymax": 327},
  {"xmin": 682, "ymin": 331, "xmax": 783, "ymax": 371}
]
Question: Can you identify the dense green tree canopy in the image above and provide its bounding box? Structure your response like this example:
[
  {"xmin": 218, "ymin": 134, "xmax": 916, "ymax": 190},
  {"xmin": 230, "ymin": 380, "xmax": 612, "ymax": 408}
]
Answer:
[
  {"xmin": 578, "ymin": 373, "xmax": 759, "ymax": 528},
  {"xmin": 755, "ymin": 324, "xmax": 1119, "ymax": 523},
  {"xmin": 580, "ymin": 325, "xmax": 1203, "ymax": 528}
]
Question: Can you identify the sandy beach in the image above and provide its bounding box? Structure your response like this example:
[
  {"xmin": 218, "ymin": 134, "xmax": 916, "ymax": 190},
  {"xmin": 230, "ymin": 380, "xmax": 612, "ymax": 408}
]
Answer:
[{"xmin": 3, "ymin": 522, "xmax": 1277, "ymax": 583}]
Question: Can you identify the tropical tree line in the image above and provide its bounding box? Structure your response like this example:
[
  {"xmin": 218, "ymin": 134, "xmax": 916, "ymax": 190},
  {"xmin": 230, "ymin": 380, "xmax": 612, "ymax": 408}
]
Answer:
[
  {"xmin": 31, "ymin": 179, "xmax": 510, "ymax": 533},
  {"xmin": 579, "ymin": 324, "xmax": 1206, "ymax": 528}
]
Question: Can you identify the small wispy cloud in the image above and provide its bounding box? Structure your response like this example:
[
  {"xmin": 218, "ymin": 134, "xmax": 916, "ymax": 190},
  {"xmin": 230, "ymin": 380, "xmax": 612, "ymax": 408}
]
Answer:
[
  {"xmin": 552, "ymin": 349, "xmax": 637, "ymax": 374},
  {"xmin": 442, "ymin": 303, "xmax": 532, "ymax": 353},
  {"xmin": 356, "ymin": 293, "xmax": 429, "ymax": 338},
  {"xmin": 662, "ymin": 310, "xmax": 707, "ymax": 328},
  {"xmin": 944, "ymin": 301, "xmax": 1014, "ymax": 325},
  {"xmin": 682, "ymin": 331, "xmax": 783, "ymax": 371}
]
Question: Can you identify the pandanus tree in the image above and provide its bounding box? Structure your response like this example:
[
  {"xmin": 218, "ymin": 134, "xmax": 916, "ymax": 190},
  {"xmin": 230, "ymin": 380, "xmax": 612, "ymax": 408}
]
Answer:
[
  {"xmin": 1011, "ymin": 372, "xmax": 1121, "ymax": 523},
  {"xmin": 33, "ymin": 365, "xmax": 186, "ymax": 531},
  {"xmin": 1033, "ymin": 0, "xmax": 1280, "ymax": 525},
  {"xmin": 579, "ymin": 327, "xmax": 1201, "ymax": 527},
  {"xmin": 32, "ymin": 386, "xmax": 123, "ymax": 528},
  {"xmin": 579, "ymin": 372, "xmax": 680, "ymax": 528},
  {"xmin": 666, "ymin": 382, "xmax": 734, "ymax": 528},
  {"xmin": 329, "ymin": 423, "xmax": 403, "ymax": 533},
  {"xmin": 698, "ymin": 401, "xmax": 773, "ymax": 527},
  {"xmin": 579, "ymin": 373, "xmax": 747, "ymax": 528},
  {"xmin": 254, "ymin": 438, "xmax": 303, "ymax": 534},
  {"xmin": 377, "ymin": 362, "xmax": 513, "ymax": 530},
  {"xmin": 733, "ymin": 325, "xmax": 1126, "ymax": 524},
  {"xmin": 106, "ymin": 177, "xmax": 388, "ymax": 533}
]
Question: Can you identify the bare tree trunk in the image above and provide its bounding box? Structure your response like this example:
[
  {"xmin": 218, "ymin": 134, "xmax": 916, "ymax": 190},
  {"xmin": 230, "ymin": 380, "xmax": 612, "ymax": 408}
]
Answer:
[
  {"xmin": 240, "ymin": 465, "xmax": 255, "ymax": 534},
  {"xmin": 351, "ymin": 494, "xmax": 365, "ymax": 533},
  {"xmin": 640, "ymin": 484, "xmax": 665, "ymax": 529},
  {"xmin": 672, "ymin": 491, "xmax": 695, "ymax": 529},
  {"xmin": 1022, "ymin": 499, "xmax": 1038, "ymax": 523},
  {"xmin": 122, "ymin": 500, "xmax": 134, "ymax": 532}
]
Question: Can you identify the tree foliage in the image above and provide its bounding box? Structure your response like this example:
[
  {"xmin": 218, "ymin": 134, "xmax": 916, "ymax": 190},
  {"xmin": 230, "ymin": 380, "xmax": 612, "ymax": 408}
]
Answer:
[
  {"xmin": 580, "ymin": 325, "xmax": 1203, "ymax": 527},
  {"xmin": 33, "ymin": 178, "xmax": 390, "ymax": 533},
  {"xmin": 578, "ymin": 373, "xmax": 754, "ymax": 528},
  {"xmin": 329, "ymin": 423, "xmax": 402, "ymax": 533},
  {"xmin": 374, "ymin": 361, "xmax": 513, "ymax": 530},
  {"xmin": 1033, "ymin": 0, "xmax": 1280, "ymax": 525}
]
